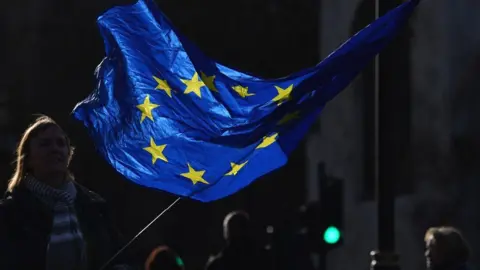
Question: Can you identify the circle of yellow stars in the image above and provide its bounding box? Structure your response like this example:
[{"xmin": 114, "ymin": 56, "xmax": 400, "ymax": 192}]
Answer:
[{"xmin": 135, "ymin": 71, "xmax": 300, "ymax": 186}]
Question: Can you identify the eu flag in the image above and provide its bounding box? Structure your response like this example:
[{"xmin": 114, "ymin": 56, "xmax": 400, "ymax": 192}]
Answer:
[{"xmin": 73, "ymin": 0, "xmax": 419, "ymax": 202}]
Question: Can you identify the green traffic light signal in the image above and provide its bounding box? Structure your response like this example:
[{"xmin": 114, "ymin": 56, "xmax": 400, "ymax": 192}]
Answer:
[{"xmin": 323, "ymin": 226, "xmax": 341, "ymax": 244}]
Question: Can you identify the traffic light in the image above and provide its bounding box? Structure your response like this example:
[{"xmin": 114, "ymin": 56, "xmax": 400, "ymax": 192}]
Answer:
[
  {"xmin": 299, "ymin": 163, "xmax": 344, "ymax": 254},
  {"xmin": 323, "ymin": 226, "xmax": 341, "ymax": 244},
  {"xmin": 317, "ymin": 163, "xmax": 344, "ymax": 251}
]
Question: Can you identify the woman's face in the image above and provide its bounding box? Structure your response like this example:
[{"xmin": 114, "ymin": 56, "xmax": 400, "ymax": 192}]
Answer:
[{"xmin": 27, "ymin": 125, "xmax": 69, "ymax": 178}]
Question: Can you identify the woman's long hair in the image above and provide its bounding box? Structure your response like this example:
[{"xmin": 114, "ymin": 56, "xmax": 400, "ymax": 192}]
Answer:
[{"xmin": 7, "ymin": 115, "xmax": 75, "ymax": 192}]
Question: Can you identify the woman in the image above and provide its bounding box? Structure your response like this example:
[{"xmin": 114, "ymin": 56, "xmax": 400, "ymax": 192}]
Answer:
[
  {"xmin": 424, "ymin": 226, "xmax": 470, "ymax": 270},
  {"xmin": 0, "ymin": 115, "xmax": 128, "ymax": 270}
]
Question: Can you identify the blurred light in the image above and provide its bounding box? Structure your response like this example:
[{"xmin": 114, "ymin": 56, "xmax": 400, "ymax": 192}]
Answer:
[
  {"xmin": 175, "ymin": 257, "xmax": 184, "ymax": 267},
  {"xmin": 323, "ymin": 226, "xmax": 341, "ymax": 244}
]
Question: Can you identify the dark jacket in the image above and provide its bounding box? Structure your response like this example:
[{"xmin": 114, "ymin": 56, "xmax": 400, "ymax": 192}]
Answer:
[{"xmin": 0, "ymin": 182, "xmax": 127, "ymax": 270}]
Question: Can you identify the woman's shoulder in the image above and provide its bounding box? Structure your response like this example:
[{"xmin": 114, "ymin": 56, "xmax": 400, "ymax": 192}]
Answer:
[
  {"xmin": 0, "ymin": 195, "xmax": 11, "ymax": 214},
  {"xmin": 0, "ymin": 191, "xmax": 17, "ymax": 226},
  {"xmin": 0, "ymin": 188, "xmax": 23, "ymax": 211},
  {"xmin": 73, "ymin": 182, "xmax": 106, "ymax": 204}
]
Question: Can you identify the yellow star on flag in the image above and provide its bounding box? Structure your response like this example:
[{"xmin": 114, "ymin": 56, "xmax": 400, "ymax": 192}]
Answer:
[
  {"xmin": 256, "ymin": 133, "xmax": 279, "ymax": 149},
  {"xmin": 272, "ymin": 84, "xmax": 294, "ymax": 106},
  {"xmin": 277, "ymin": 111, "xmax": 301, "ymax": 125},
  {"xmin": 232, "ymin": 85, "xmax": 255, "ymax": 98},
  {"xmin": 143, "ymin": 137, "xmax": 168, "ymax": 164},
  {"xmin": 153, "ymin": 76, "xmax": 172, "ymax": 98},
  {"xmin": 180, "ymin": 163, "xmax": 209, "ymax": 185},
  {"xmin": 181, "ymin": 72, "xmax": 205, "ymax": 98},
  {"xmin": 225, "ymin": 161, "xmax": 249, "ymax": 176},
  {"xmin": 200, "ymin": 71, "xmax": 218, "ymax": 92},
  {"xmin": 136, "ymin": 95, "xmax": 159, "ymax": 123}
]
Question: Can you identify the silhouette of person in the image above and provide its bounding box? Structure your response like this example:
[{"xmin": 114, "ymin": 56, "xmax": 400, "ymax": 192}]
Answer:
[
  {"xmin": 205, "ymin": 210, "xmax": 267, "ymax": 270},
  {"xmin": 0, "ymin": 115, "xmax": 130, "ymax": 270},
  {"xmin": 425, "ymin": 226, "xmax": 470, "ymax": 270},
  {"xmin": 145, "ymin": 245, "xmax": 185, "ymax": 270}
]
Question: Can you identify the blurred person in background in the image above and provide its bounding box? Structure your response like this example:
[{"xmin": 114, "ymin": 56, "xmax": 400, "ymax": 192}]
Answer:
[
  {"xmin": 0, "ymin": 115, "xmax": 130, "ymax": 270},
  {"xmin": 205, "ymin": 210, "xmax": 268, "ymax": 270},
  {"xmin": 145, "ymin": 245, "xmax": 185, "ymax": 270},
  {"xmin": 425, "ymin": 226, "xmax": 471, "ymax": 270}
]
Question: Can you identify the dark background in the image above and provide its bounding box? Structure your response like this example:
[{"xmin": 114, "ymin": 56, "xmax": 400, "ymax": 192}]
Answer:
[
  {"xmin": 4, "ymin": 0, "xmax": 477, "ymax": 269},
  {"xmin": 0, "ymin": 0, "xmax": 319, "ymax": 268}
]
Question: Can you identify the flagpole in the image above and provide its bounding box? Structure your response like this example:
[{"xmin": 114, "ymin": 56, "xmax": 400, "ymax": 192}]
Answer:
[
  {"xmin": 99, "ymin": 197, "xmax": 182, "ymax": 270},
  {"xmin": 370, "ymin": 0, "xmax": 400, "ymax": 269}
]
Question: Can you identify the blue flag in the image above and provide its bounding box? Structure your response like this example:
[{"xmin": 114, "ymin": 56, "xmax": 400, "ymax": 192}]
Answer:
[{"xmin": 73, "ymin": 0, "xmax": 419, "ymax": 202}]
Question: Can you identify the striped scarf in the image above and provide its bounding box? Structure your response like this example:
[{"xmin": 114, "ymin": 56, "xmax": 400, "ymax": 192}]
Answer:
[{"xmin": 24, "ymin": 176, "xmax": 87, "ymax": 270}]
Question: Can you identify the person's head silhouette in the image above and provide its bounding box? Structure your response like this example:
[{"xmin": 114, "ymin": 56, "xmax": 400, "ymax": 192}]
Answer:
[
  {"xmin": 223, "ymin": 210, "xmax": 251, "ymax": 246},
  {"xmin": 145, "ymin": 245, "xmax": 185, "ymax": 270}
]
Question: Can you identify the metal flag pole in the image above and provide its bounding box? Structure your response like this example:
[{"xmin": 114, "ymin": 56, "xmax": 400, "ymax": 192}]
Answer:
[
  {"xmin": 99, "ymin": 197, "xmax": 182, "ymax": 270},
  {"xmin": 370, "ymin": 0, "xmax": 402, "ymax": 269}
]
